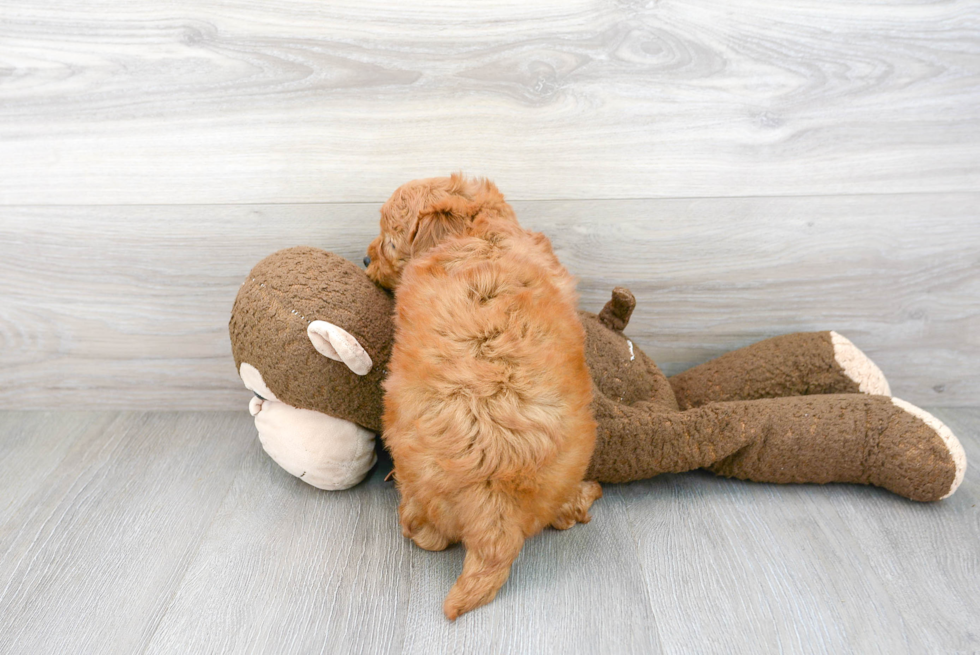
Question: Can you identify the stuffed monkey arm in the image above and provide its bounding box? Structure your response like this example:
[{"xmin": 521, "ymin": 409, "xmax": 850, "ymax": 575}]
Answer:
[
  {"xmin": 587, "ymin": 393, "xmax": 965, "ymax": 501},
  {"xmin": 585, "ymin": 394, "xmax": 756, "ymax": 482},
  {"xmin": 668, "ymin": 331, "xmax": 891, "ymax": 410}
]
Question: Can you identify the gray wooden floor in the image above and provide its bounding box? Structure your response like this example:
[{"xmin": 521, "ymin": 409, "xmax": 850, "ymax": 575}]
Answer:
[{"xmin": 1, "ymin": 409, "xmax": 977, "ymax": 654}]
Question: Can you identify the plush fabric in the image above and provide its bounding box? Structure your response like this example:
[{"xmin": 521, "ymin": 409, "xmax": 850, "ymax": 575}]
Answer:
[
  {"xmin": 229, "ymin": 248, "xmax": 966, "ymax": 501},
  {"xmin": 230, "ymin": 247, "xmax": 393, "ymax": 434},
  {"xmin": 250, "ymin": 395, "xmax": 377, "ymax": 491}
]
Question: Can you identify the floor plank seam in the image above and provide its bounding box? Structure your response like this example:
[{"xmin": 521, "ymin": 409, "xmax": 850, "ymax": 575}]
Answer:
[
  {"xmin": 0, "ymin": 412, "xmax": 126, "ymax": 606},
  {"xmin": 612, "ymin": 484, "xmax": 665, "ymax": 651},
  {"xmin": 136, "ymin": 423, "xmax": 255, "ymax": 655}
]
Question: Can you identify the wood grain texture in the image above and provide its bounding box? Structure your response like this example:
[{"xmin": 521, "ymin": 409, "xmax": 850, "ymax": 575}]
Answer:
[
  {"xmin": 398, "ymin": 483, "xmax": 661, "ymax": 655},
  {"xmin": 0, "ymin": 412, "xmax": 253, "ymax": 655},
  {"xmin": 1, "ymin": 409, "xmax": 977, "ymax": 653},
  {"xmin": 145, "ymin": 447, "xmax": 661, "ymax": 655},
  {"xmin": 0, "ymin": 411, "xmax": 116, "ymax": 528},
  {"xmin": 2, "ymin": 194, "xmax": 976, "ymax": 409},
  {"xmin": 861, "ymin": 406, "xmax": 980, "ymax": 652},
  {"xmin": 621, "ymin": 475, "xmax": 915, "ymax": 652},
  {"xmin": 621, "ymin": 406, "xmax": 980, "ymax": 654},
  {"xmin": 1, "ymin": 0, "xmax": 978, "ymax": 204},
  {"xmin": 143, "ymin": 443, "xmax": 413, "ymax": 655}
]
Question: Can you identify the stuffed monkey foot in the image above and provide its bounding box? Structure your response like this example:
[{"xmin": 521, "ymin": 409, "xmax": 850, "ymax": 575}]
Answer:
[
  {"xmin": 707, "ymin": 395, "xmax": 966, "ymax": 502},
  {"xmin": 888, "ymin": 399, "xmax": 966, "ymax": 499},
  {"xmin": 588, "ymin": 394, "xmax": 965, "ymax": 501},
  {"xmin": 829, "ymin": 331, "xmax": 891, "ymax": 396}
]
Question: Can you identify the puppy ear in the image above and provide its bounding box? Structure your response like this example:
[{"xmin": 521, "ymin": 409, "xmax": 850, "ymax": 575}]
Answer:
[
  {"xmin": 409, "ymin": 196, "xmax": 479, "ymax": 257},
  {"xmin": 307, "ymin": 321, "xmax": 373, "ymax": 375}
]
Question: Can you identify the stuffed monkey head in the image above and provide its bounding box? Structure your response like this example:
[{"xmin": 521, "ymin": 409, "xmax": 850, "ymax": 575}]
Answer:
[{"xmin": 229, "ymin": 247, "xmax": 395, "ymax": 489}]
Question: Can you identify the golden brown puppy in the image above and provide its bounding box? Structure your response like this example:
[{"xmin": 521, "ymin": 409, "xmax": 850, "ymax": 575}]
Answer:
[{"xmin": 366, "ymin": 174, "xmax": 601, "ymax": 620}]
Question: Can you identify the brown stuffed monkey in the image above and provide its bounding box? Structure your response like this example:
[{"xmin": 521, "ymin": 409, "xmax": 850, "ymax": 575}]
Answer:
[{"xmin": 229, "ymin": 247, "xmax": 965, "ymax": 501}]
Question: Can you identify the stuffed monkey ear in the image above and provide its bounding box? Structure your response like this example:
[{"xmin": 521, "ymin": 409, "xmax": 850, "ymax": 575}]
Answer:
[
  {"xmin": 409, "ymin": 196, "xmax": 479, "ymax": 258},
  {"xmin": 307, "ymin": 321, "xmax": 373, "ymax": 375}
]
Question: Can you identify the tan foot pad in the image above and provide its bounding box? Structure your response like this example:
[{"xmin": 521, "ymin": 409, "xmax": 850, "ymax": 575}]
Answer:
[
  {"xmin": 892, "ymin": 398, "xmax": 967, "ymax": 499},
  {"xmin": 831, "ymin": 331, "xmax": 891, "ymax": 396}
]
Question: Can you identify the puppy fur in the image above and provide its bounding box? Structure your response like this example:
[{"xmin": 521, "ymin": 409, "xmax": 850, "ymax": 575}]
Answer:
[{"xmin": 366, "ymin": 174, "xmax": 601, "ymax": 620}]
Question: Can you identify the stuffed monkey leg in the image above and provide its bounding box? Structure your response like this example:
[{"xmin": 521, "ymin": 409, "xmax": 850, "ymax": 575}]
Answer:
[
  {"xmin": 705, "ymin": 395, "xmax": 964, "ymax": 501},
  {"xmin": 587, "ymin": 394, "xmax": 965, "ymax": 501},
  {"xmin": 669, "ymin": 331, "xmax": 891, "ymax": 410}
]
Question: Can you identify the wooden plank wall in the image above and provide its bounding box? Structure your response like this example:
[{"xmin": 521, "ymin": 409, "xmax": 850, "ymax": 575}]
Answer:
[{"xmin": 1, "ymin": 0, "xmax": 977, "ymax": 408}]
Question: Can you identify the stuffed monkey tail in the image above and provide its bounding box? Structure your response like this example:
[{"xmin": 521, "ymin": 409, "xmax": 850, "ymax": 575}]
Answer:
[{"xmin": 443, "ymin": 528, "xmax": 524, "ymax": 621}]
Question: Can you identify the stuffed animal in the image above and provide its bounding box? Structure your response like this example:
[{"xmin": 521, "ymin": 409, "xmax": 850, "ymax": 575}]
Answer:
[{"xmin": 229, "ymin": 246, "xmax": 966, "ymax": 501}]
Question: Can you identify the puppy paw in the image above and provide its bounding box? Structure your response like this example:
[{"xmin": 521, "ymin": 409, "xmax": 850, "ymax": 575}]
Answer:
[
  {"xmin": 407, "ymin": 521, "xmax": 451, "ymax": 552},
  {"xmin": 400, "ymin": 498, "xmax": 451, "ymax": 551},
  {"xmin": 551, "ymin": 481, "xmax": 603, "ymax": 530}
]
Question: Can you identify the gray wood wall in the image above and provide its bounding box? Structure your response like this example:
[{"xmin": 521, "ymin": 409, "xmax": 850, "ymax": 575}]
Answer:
[{"xmin": 1, "ymin": 0, "xmax": 978, "ymax": 409}]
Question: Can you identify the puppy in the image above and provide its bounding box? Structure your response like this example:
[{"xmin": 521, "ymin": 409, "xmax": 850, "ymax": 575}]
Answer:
[{"xmin": 366, "ymin": 174, "xmax": 601, "ymax": 620}]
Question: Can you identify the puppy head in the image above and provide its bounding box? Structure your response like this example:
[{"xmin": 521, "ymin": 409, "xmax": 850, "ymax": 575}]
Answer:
[{"xmin": 365, "ymin": 173, "xmax": 503, "ymax": 289}]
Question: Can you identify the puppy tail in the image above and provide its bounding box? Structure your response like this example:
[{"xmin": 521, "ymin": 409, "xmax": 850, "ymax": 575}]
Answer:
[{"xmin": 443, "ymin": 528, "xmax": 524, "ymax": 621}]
